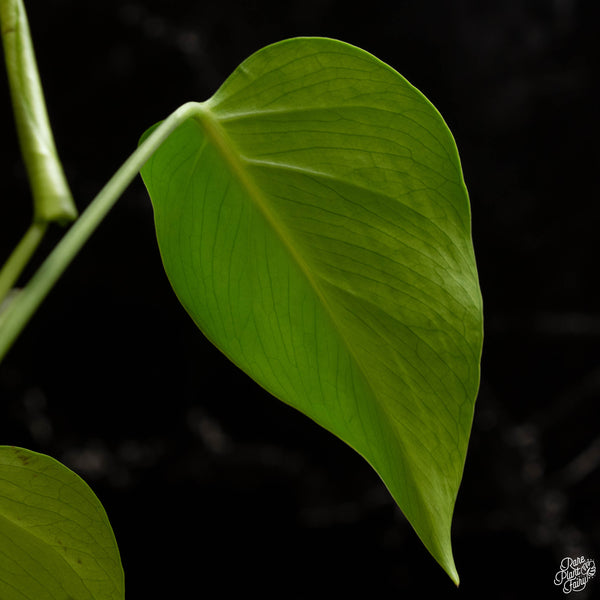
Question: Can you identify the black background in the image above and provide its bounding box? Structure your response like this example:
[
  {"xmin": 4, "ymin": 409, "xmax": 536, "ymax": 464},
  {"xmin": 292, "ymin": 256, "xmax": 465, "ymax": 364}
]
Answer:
[{"xmin": 1, "ymin": 1, "xmax": 599, "ymax": 598}]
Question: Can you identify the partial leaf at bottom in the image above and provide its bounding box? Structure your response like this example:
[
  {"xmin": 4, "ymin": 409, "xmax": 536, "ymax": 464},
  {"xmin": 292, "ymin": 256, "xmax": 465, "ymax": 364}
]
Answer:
[{"xmin": 0, "ymin": 446, "xmax": 124, "ymax": 600}]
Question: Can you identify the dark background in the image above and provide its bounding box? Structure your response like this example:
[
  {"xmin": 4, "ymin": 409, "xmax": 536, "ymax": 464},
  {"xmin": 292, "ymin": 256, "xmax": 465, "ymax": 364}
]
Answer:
[{"xmin": 1, "ymin": 1, "xmax": 599, "ymax": 597}]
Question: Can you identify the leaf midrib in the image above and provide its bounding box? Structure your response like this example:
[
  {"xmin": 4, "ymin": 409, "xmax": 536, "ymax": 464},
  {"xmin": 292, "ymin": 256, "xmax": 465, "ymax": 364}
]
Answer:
[
  {"xmin": 192, "ymin": 106, "xmax": 380, "ymax": 399},
  {"xmin": 191, "ymin": 104, "xmax": 438, "ymax": 522}
]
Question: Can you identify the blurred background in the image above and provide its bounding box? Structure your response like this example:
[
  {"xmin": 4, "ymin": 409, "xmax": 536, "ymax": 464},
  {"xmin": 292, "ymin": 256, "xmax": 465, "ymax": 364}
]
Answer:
[{"xmin": 1, "ymin": 0, "xmax": 599, "ymax": 597}]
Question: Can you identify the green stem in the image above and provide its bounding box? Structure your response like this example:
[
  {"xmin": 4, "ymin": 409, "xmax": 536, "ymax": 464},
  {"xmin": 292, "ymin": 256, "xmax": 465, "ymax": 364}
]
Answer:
[
  {"xmin": 0, "ymin": 101, "xmax": 203, "ymax": 363},
  {"xmin": 0, "ymin": 221, "xmax": 47, "ymax": 304},
  {"xmin": 0, "ymin": 0, "xmax": 77, "ymax": 224}
]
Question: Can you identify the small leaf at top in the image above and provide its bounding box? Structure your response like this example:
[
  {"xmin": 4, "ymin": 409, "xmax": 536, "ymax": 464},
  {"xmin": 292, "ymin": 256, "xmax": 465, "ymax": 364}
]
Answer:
[
  {"xmin": 140, "ymin": 37, "xmax": 483, "ymax": 584},
  {"xmin": 0, "ymin": 446, "xmax": 124, "ymax": 599}
]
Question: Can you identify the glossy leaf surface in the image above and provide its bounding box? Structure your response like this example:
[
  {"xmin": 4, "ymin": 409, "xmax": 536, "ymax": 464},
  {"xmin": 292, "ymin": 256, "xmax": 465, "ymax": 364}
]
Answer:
[
  {"xmin": 141, "ymin": 37, "xmax": 483, "ymax": 583},
  {"xmin": 0, "ymin": 446, "xmax": 124, "ymax": 599}
]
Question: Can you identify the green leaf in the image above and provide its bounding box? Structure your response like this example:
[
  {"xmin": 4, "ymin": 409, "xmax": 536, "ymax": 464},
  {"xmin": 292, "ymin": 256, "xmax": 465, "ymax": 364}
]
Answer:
[
  {"xmin": 140, "ymin": 37, "xmax": 483, "ymax": 584},
  {"xmin": 0, "ymin": 446, "xmax": 124, "ymax": 600}
]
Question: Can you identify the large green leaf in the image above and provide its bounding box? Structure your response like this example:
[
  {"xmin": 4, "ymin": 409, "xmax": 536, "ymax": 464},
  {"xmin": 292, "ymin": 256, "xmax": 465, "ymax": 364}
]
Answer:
[
  {"xmin": 140, "ymin": 37, "xmax": 483, "ymax": 584},
  {"xmin": 0, "ymin": 446, "xmax": 124, "ymax": 599}
]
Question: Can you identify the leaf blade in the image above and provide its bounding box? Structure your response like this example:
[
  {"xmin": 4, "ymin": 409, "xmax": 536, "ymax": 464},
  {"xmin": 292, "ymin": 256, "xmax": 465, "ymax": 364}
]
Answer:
[
  {"xmin": 141, "ymin": 37, "xmax": 483, "ymax": 583},
  {"xmin": 0, "ymin": 446, "xmax": 124, "ymax": 600}
]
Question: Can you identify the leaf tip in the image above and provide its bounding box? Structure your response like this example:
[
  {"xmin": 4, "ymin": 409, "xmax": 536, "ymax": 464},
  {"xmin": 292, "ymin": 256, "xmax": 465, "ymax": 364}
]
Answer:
[
  {"xmin": 437, "ymin": 550, "xmax": 460, "ymax": 587},
  {"xmin": 428, "ymin": 532, "xmax": 460, "ymax": 586}
]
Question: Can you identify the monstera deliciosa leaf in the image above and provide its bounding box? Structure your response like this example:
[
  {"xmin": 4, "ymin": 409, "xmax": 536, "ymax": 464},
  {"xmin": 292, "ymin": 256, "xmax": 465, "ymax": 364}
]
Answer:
[{"xmin": 140, "ymin": 37, "xmax": 483, "ymax": 584}]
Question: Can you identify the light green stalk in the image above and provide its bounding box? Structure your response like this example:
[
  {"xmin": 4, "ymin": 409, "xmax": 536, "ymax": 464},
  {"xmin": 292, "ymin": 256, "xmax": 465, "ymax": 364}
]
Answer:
[
  {"xmin": 0, "ymin": 102, "xmax": 203, "ymax": 362},
  {"xmin": 0, "ymin": 222, "xmax": 47, "ymax": 302},
  {"xmin": 0, "ymin": 0, "xmax": 77, "ymax": 223},
  {"xmin": 1, "ymin": 0, "xmax": 78, "ymax": 307}
]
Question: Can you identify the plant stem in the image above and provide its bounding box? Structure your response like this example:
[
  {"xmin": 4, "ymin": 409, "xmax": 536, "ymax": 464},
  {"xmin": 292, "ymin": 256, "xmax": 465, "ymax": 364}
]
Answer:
[
  {"xmin": 0, "ymin": 101, "xmax": 203, "ymax": 363},
  {"xmin": 0, "ymin": 221, "xmax": 47, "ymax": 304},
  {"xmin": 0, "ymin": 0, "xmax": 77, "ymax": 224}
]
